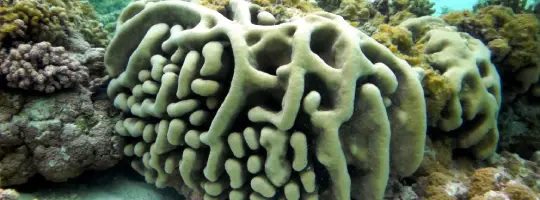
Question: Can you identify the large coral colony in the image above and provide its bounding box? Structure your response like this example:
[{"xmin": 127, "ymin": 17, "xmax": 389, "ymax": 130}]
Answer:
[{"xmin": 0, "ymin": 0, "xmax": 539, "ymax": 200}]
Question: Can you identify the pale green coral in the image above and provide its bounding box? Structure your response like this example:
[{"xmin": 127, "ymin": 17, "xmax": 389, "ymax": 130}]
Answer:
[
  {"xmin": 371, "ymin": 17, "xmax": 502, "ymax": 160},
  {"xmin": 400, "ymin": 16, "xmax": 501, "ymax": 159},
  {"xmin": 106, "ymin": 0, "xmax": 427, "ymax": 199},
  {"xmin": 372, "ymin": 24, "xmax": 453, "ymax": 127},
  {"xmin": 443, "ymin": 6, "xmax": 540, "ymax": 95}
]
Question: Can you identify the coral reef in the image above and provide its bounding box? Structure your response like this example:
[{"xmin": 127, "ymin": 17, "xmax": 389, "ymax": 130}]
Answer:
[
  {"xmin": 0, "ymin": 0, "xmax": 536, "ymax": 200},
  {"xmin": 0, "ymin": 42, "xmax": 89, "ymax": 93},
  {"xmin": 443, "ymin": 6, "xmax": 540, "ymax": 97},
  {"xmin": 106, "ymin": 0, "xmax": 428, "ymax": 199},
  {"xmin": 0, "ymin": 86, "xmax": 123, "ymax": 186}
]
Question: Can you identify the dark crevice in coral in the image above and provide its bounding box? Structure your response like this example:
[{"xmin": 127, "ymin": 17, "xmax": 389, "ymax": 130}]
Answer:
[
  {"xmin": 304, "ymin": 73, "xmax": 335, "ymax": 111},
  {"xmin": 246, "ymin": 32, "xmax": 262, "ymax": 46},
  {"xmin": 253, "ymin": 37, "xmax": 292, "ymax": 76},
  {"xmin": 453, "ymin": 114, "xmax": 489, "ymax": 143},
  {"xmin": 309, "ymin": 27, "xmax": 338, "ymax": 68}
]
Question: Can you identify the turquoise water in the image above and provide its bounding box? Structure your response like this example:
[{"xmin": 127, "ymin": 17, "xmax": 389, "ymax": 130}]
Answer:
[
  {"xmin": 433, "ymin": 0, "xmax": 538, "ymax": 15},
  {"xmin": 432, "ymin": 0, "xmax": 473, "ymax": 15}
]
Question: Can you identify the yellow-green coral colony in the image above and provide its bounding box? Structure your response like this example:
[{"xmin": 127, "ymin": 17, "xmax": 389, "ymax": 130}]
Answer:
[
  {"xmin": 0, "ymin": 1, "xmax": 68, "ymax": 44},
  {"xmin": 0, "ymin": 0, "xmax": 109, "ymax": 48}
]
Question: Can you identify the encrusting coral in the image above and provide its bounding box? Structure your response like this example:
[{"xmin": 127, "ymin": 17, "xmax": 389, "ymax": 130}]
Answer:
[
  {"xmin": 0, "ymin": 42, "xmax": 89, "ymax": 93},
  {"xmin": 106, "ymin": 0, "xmax": 428, "ymax": 199}
]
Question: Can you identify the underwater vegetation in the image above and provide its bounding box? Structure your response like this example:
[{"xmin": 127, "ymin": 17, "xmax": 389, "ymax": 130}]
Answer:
[{"xmin": 0, "ymin": 0, "xmax": 538, "ymax": 199}]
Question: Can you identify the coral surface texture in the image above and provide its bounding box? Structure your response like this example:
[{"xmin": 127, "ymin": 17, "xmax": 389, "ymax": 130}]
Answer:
[{"xmin": 106, "ymin": 0, "xmax": 430, "ymax": 199}]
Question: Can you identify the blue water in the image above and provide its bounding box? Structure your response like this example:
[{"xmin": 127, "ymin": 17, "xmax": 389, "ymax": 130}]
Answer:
[
  {"xmin": 432, "ymin": 0, "xmax": 474, "ymax": 15},
  {"xmin": 432, "ymin": 0, "xmax": 537, "ymax": 16}
]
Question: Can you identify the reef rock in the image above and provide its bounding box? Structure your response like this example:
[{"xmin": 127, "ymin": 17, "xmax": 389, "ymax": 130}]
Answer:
[{"xmin": 0, "ymin": 86, "xmax": 123, "ymax": 186}]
